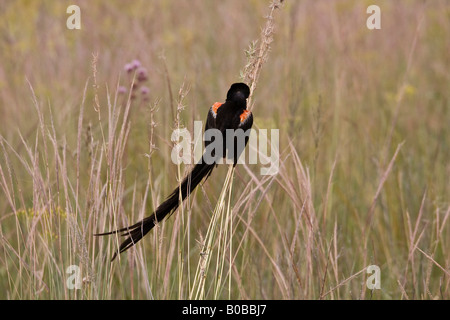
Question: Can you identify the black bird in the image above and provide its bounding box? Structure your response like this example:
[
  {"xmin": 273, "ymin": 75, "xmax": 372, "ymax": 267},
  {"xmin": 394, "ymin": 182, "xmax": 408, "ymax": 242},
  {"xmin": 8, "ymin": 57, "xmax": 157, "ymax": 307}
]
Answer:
[{"xmin": 96, "ymin": 83, "xmax": 253, "ymax": 260}]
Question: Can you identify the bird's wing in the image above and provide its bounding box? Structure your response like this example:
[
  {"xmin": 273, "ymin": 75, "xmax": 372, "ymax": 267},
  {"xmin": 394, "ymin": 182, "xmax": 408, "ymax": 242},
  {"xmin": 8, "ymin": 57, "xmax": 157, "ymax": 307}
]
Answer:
[
  {"xmin": 205, "ymin": 102, "xmax": 223, "ymax": 149},
  {"xmin": 231, "ymin": 109, "xmax": 253, "ymax": 165},
  {"xmin": 237, "ymin": 109, "xmax": 253, "ymax": 132},
  {"xmin": 205, "ymin": 102, "xmax": 222, "ymax": 130}
]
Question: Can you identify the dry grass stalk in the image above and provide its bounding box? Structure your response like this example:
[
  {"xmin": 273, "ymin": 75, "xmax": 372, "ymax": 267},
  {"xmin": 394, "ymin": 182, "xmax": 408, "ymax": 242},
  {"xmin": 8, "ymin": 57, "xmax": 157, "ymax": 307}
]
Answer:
[{"xmin": 242, "ymin": 0, "xmax": 284, "ymax": 111}]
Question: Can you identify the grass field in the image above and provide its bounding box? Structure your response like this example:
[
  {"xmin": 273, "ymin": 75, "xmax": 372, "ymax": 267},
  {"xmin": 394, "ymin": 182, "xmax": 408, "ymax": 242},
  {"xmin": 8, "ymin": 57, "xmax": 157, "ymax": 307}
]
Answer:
[{"xmin": 0, "ymin": 0, "xmax": 449, "ymax": 300}]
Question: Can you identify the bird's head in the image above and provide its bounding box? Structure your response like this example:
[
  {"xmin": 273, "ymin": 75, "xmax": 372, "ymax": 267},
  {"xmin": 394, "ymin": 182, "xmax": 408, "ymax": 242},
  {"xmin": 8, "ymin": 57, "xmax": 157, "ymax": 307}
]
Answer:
[{"xmin": 227, "ymin": 83, "xmax": 250, "ymax": 102}]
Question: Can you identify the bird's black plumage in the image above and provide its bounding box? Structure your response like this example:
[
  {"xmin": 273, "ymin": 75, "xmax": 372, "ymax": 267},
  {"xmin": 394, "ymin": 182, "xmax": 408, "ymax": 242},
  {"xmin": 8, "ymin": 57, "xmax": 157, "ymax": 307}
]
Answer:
[{"xmin": 96, "ymin": 83, "xmax": 253, "ymax": 261}]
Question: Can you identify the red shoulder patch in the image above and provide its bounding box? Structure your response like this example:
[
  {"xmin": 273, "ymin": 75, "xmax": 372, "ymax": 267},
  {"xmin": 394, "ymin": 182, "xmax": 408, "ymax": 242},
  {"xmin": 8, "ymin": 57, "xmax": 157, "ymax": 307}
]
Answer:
[
  {"xmin": 212, "ymin": 102, "xmax": 222, "ymax": 114},
  {"xmin": 240, "ymin": 109, "xmax": 251, "ymax": 123}
]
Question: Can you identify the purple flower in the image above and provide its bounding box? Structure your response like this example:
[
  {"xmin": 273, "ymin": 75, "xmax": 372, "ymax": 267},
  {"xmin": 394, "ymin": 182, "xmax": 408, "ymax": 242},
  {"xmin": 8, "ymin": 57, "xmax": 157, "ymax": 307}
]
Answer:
[
  {"xmin": 137, "ymin": 67, "xmax": 148, "ymax": 82},
  {"xmin": 124, "ymin": 59, "xmax": 142, "ymax": 73},
  {"xmin": 118, "ymin": 86, "xmax": 127, "ymax": 94},
  {"xmin": 124, "ymin": 63, "xmax": 134, "ymax": 73},
  {"xmin": 140, "ymin": 86, "xmax": 150, "ymax": 95},
  {"xmin": 131, "ymin": 59, "xmax": 141, "ymax": 70}
]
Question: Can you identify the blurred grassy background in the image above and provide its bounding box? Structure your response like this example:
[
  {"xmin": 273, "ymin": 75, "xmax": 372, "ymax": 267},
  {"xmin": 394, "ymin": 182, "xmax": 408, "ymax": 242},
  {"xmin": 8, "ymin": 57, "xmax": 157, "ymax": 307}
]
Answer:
[{"xmin": 0, "ymin": 0, "xmax": 448, "ymax": 299}]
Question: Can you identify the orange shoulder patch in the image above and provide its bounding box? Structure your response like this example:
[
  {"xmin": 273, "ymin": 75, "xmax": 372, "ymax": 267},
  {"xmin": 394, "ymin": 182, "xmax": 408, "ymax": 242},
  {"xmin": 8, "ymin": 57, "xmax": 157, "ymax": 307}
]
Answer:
[
  {"xmin": 212, "ymin": 102, "xmax": 222, "ymax": 114},
  {"xmin": 240, "ymin": 109, "xmax": 251, "ymax": 123}
]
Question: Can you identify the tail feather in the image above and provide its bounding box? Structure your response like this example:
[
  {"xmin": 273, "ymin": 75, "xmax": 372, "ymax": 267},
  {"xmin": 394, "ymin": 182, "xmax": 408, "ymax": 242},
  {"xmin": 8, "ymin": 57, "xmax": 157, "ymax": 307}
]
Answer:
[{"xmin": 96, "ymin": 159, "xmax": 215, "ymax": 261}]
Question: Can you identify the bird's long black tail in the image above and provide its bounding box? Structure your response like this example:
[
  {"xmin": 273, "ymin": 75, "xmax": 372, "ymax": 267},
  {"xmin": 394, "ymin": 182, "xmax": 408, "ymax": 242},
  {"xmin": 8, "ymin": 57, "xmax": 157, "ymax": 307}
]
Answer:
[{"xmin": 95, "ymin": 158, "xmax": 215, "ymax": 261}]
